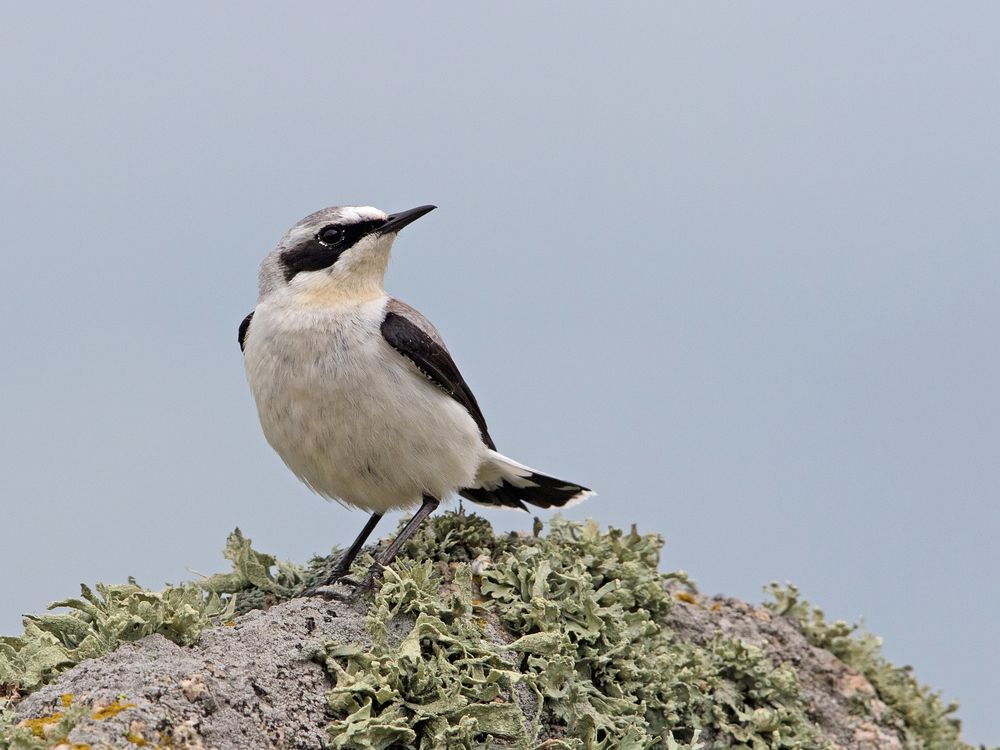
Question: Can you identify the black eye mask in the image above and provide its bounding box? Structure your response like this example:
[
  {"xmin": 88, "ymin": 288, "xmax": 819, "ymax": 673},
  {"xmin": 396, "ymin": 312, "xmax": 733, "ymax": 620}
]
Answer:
[{"xmin": 279, "ymin": 219, "xmax": 385, "ymax": 281}]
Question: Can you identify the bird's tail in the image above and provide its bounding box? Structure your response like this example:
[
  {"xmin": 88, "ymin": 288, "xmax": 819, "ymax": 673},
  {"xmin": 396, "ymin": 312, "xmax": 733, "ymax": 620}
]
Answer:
[{"xmin": 459, "ymin": 451, "xmax": 593, "ymax": 511}]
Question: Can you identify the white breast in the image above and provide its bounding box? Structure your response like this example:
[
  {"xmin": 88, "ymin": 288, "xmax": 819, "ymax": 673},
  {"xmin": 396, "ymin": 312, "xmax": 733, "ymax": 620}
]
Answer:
[{"xmin": 243, "ymin": 294, "xmax": 486, "ymax": 513}]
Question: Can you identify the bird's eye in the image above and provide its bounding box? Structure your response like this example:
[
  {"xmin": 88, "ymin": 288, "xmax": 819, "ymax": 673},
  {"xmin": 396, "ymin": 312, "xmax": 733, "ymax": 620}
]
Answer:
[{"xmin": 318, "ymin": 225, "xmax": 345, "ymax": 246}]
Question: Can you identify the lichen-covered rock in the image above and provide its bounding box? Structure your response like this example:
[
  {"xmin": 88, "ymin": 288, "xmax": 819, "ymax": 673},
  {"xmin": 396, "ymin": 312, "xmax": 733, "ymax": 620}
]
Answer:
[
  {"xmin": 0, "ymin": 514, "xmax": 984, "ymax": 750},
  {"xmin": 9, "ymin": 598, "xmax": 379, "ymax": 749}
]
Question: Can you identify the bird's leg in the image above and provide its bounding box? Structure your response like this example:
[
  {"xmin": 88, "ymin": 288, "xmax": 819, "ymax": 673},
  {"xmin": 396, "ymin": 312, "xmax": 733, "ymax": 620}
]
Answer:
[
  {"xmin": 327, "ymin": 512, "xmax": 383, "ymax": 581},
  {"xmin": 303, "ymin": 512, "xmax": 382, "ymax": 596},
  {"xmin": 349, "ymin": 495, "xmax": 440, "ymax": 597}
]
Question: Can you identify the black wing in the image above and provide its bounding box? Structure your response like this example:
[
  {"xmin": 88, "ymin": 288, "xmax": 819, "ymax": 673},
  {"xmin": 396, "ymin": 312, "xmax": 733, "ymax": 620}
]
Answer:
[
  {"xmin": 380, "ymin": 311, "xmax": 496, "ymax": 450},
  {"xmin": 238, "ymin": 312, "xmax": 254, "ymax": 352}
]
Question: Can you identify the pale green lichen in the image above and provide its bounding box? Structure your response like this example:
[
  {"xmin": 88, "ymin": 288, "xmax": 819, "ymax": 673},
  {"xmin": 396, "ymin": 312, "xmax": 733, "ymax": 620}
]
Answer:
[
  {"xmin": 198, "ymin": 527, "xmax": 365, "ymax": 615},
  {"xmin": 313, "ymin": 516, "xmax": 822, "ymax": 749},
  {"xmin": 399, "ymin": 510, "xmax": 508, "ymax": 563},
  {"xmin": 197, "ymin": 527, "xmax": 312, "ymax": 613},
  {"xmin": 312, "ymin": 565, "xmax": 541, "ymax": 749},
  {"xmin": 764, "ymin": 583, "xmax": 971, "ymax": 750}
]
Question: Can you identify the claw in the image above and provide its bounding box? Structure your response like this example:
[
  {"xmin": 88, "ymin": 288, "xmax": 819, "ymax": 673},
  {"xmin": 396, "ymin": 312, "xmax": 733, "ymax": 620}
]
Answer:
[
  {"xmin": 323, "ymin": 588, "xmax": 354, "ymax": 602},
  {"xmin": 350, "ymin": 575, "xmax": 377, "ymax": 597},
  {"xmin": 301, "ymin": 585, "xmax": 341, "ymax": 600},
  {"xmin": 301, "ymin": 573, "xmax": 355, "ymax": 597}
]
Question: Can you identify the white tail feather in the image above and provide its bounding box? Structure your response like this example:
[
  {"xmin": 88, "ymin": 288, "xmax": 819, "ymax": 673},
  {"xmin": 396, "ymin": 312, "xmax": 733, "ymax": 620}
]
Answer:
[{"xmin": 468, "ymin": 451, "xmax": 594, "ymax": 510}]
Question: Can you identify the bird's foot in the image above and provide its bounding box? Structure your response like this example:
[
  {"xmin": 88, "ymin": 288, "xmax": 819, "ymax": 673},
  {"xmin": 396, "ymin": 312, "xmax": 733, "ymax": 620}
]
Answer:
[
  {"xmin": 303, "ymin": 573, "xmax": 378, "ymax": 602},
  {"xmin": 304, "ymin": 495, "xmax": 438, "ymax": 602},
  {"xmin": 301, "ymin": 571, "xmax": 350, "ymax": 599},
  {"xmin": 341, "ymin": 572, "xmax": 380, "ymax": 602},
  {"xmin": 306, "ymin": 587, "xmax": 352, "ymax": 602}
]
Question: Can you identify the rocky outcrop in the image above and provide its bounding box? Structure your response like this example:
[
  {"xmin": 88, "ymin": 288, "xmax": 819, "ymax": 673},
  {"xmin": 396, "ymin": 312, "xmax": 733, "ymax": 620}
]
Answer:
[{"xmin": 1, "ymin": 515, "xmax": 978, "ymax": 749}]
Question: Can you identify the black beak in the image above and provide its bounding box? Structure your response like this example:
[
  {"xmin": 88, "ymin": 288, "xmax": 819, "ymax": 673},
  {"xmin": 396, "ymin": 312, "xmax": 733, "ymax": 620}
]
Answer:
[{"xmin": 378, "ymin": 204, "xmax": 436, "ymax": 234}]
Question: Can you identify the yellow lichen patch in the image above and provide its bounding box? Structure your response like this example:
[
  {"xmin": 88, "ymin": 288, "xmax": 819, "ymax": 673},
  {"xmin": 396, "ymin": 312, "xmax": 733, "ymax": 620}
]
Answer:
[
  {"xmin": 60, "ymin": 693, "xmax": 75, "ymax": 708},
  {"xmin": 127, "ymin": 731, "xmax": 149, "ymax": 746},
  {"xmin": 127, "ymin": 719, "xmax": 150, "ymax": 746},
  {"xmin": 91, "ymin": 698, "xmax": 136, "ymax": 721},
  {"xmin": 19, "ymin": 710, "xmax": 64, "ymax": 737},
  {"xmin": 673, "ymin": 591, "xmax": 698, "ymax": 605}
]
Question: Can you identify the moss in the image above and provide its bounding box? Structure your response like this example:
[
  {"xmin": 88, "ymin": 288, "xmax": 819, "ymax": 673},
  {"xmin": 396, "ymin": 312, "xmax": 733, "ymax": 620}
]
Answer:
[{"xmin": 764, "ymin": 583, "xmax": 971, "ymax": 750}]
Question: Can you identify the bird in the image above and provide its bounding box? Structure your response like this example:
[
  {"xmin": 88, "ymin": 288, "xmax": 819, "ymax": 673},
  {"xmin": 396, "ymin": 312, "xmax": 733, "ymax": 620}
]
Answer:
[{"xmin": 239, "ymin": 204, "xmax": 592, "ymax": 593}]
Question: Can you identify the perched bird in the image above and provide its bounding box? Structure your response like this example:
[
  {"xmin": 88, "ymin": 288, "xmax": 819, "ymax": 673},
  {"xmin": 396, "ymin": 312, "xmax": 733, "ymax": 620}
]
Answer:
[{"xmin": 239, "ymin": 205, "xmax": 591, "ymax": 592}]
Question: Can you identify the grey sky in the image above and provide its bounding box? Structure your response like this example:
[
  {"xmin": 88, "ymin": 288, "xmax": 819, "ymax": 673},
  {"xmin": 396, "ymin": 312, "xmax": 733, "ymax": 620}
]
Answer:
[{"xmin": 2, "ymin": 2, "xmax": 997, "ymax": 742}]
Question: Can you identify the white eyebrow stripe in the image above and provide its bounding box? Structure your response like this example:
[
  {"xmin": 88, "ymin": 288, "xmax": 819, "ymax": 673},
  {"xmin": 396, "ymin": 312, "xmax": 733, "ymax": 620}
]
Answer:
[{"xmin": 338, "ymin": 206, "xmax": 387, "ymax": 223}]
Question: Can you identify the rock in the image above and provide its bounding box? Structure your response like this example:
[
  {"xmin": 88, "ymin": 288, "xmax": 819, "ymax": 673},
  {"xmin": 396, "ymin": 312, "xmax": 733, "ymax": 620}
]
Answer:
[
  {"xmin": 3, "ymin": 516, "xmax": 978, "ymax": 749},
  {"xmin": 14, "ymin": 597, "xmax": 376, "ymax": 749},
  {"xmin": 8, "ymin": 593, "xmax": 909, "ymax": 750}
]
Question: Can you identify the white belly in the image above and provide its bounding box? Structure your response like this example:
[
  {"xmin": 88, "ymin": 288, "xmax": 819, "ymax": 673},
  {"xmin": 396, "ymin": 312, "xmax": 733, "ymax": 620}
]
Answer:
[{"xmin": 243, "ymin": 296, "xmax": 486, "ymax": 513}]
